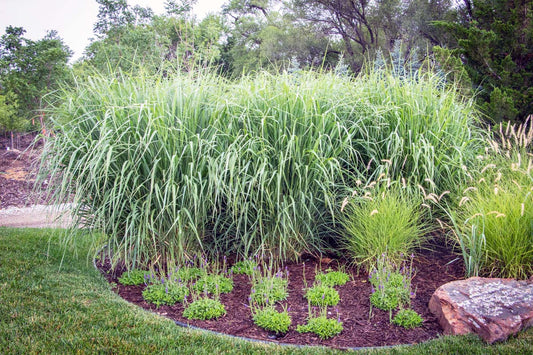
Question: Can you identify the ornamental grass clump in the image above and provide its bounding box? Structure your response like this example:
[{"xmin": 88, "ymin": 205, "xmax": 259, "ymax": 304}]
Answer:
[
  {"xmin": 39, "ymin": 67, "xmax": 482, "ymax": 268},
  {"xmin": 341, "ymin": 183, "xmax": 430, "ymax": 269},
  {"xmin": 440, "ymin": 118, "xmax": 533, "ymax": 279}
]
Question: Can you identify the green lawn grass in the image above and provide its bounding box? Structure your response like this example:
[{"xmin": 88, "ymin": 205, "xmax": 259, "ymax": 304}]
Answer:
[{"xmin": 1, "ymin": 227, "xmax": 531, "ymax": 354}]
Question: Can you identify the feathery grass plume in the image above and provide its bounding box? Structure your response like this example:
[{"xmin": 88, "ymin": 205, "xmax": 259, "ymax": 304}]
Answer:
[{"xmin": 443, "ymin": 119, "xmax": 533, "ymax": 278}]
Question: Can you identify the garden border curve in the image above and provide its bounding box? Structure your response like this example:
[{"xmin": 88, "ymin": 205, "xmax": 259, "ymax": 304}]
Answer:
[{"xmin": 93, "ymin": 245, "xmax": 413, "ymax": 352}]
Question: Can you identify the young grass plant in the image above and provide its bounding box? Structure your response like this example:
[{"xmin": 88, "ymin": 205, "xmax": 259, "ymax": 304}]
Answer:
[{"xmin": 341, "ymin": 183, "xmax": 429, "ymax": 269}]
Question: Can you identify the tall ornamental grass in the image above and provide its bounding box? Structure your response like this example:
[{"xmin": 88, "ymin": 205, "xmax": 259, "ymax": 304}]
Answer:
[{"xmin": 39, "ymin": 68, "xmax": 482, "ymax": 268}]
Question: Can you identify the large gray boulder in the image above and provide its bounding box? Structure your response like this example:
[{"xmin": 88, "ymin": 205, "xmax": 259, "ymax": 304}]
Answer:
[{"xmin": 429, "ymin": 277, "xmax": 533, "ymax": 343}]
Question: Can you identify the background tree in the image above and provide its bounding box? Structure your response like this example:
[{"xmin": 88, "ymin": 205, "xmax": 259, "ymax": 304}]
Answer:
[
  {"xmin": 434, "ymin": 0, "xmax": 533, "ymax": 123},
  {"xmin": 0, "ymin": 26, "xmax": 71, "ymax": 138},
  {"xmin": 82, "ymin": 0, "xmax": 223, "ymax": 74},
  {"xmin": 287, "ymin": 0, "xmax": 456, "ymax": 72}
]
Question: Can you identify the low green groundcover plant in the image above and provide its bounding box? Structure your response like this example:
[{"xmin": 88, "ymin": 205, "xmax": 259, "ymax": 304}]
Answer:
[
  {"xmin": 174, "ymin": 267, "xmax": 203, "ymax": 282},
  {"xmin": 369, "ymin": 255, "xmax": 413, "ymax": 311},
  {"xmin": 142, "ymin": 282, "xmax": 189, "ymax": 307},
  {"xmin": 193, "ymin": 275, "xmax": 233, "ymax": 294},
  {"xmin": 183, "ymin": 298, "xmax": 226, "ymax": 320},
  {"xmin": 315, "ymin": 269, "xmax": 350, "ymax": 287},
  {"xmin": 250, "ymin": 275, "xmax": 289, "ymax": 305},
  {"xmin": 392, "ymin": 309, "xmax": 424, "ymax": 328},
  {"xmin": 252, "ymin": 306, "xmax": 292, "ymax": 334},
  {"xmin": 305, "ymin": 284, "xmax": 340, "ymax": 307},
  {"xmin": 231, "ymin": 260, "xmax": 258, "ymax": 275},
  {"xmin": 297, "ymin": 315, "xmax": 343, "ymax": 339},
  {"xmin": 118, "ymin": 269, "xmax": 148, "ymax": 285}
]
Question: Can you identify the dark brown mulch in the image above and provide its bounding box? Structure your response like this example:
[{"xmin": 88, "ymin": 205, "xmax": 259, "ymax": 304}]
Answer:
[{"xmin": 97, "ymin": 243, "xmax": 464, "ymax": 349}]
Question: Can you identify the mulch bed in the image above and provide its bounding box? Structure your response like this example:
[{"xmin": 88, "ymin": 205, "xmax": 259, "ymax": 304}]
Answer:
[{"xmin": 97, "ymin": 242, "xmax": 464, "ymax": 349}]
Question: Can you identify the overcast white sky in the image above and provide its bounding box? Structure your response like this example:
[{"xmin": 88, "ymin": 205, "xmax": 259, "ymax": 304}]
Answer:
[{"xmin": 0, "ymin": 0, "xmax": 226, "ymax": 62}]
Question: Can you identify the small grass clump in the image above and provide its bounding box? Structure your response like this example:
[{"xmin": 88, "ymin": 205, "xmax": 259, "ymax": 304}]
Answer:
[
  {"xmin": 118, "ymin": 269, "xmax": 148, "ymax": 285},
  {"xmin": 392, "ymin": 309, "xmax": 424, "ymax": 329},
  {"xmin": 183, "ymin": 298, "xmax": 226, "ymax": 320},
  {"xmin": 252, "ymin": 306, "xmax": 292, "ymax": 334},
  {"xmin": 142, "ymin": 282, "xmax": 189, "ymax": 307},
  {"xmin": 314, "ymin": 269, "xmax": 350, "ymax": 287},
  {"xmin": 305, "ymin": 284, "xmax": 340, "ymax": 307},
  {"xmin": 341, "ymin": 184, "xmax": 429, "ymax": 268}
]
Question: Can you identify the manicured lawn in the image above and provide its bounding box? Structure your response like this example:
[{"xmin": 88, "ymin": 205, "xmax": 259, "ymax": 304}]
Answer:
[{"xmin": 0, "ymin": 228, "xmax": 531, "ymax": 354}]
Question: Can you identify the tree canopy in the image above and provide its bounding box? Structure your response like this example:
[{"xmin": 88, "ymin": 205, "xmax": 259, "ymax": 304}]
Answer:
[{"xmin": 0, "ymin": 26, "xmax": 71, "ymax": 134}]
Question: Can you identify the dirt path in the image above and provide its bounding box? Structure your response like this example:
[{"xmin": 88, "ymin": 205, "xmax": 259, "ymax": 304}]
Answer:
[{"xmin": 0, "ymin": 204, "xmax": 73, "ymax": 228}]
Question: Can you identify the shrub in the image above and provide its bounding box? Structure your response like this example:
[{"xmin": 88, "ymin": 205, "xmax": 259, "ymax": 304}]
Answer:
[
  {"xmin": 252, "ymin": 306, "xmax": 292, "ymax": 334},
  {"xmin": 183, "ymin": 298, "xmax": 226, "ymax": 320}
]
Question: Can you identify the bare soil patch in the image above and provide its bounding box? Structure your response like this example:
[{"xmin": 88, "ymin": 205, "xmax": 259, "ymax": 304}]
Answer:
[{"xmin": 0, "ymin": 133, "xmax": 49, "ymax": 209}]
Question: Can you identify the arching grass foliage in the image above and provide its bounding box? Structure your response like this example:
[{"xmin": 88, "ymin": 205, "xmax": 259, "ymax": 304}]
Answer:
[{"xmin": 39, "ymin": 68, "xmax": 482, "ymax": 268}]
